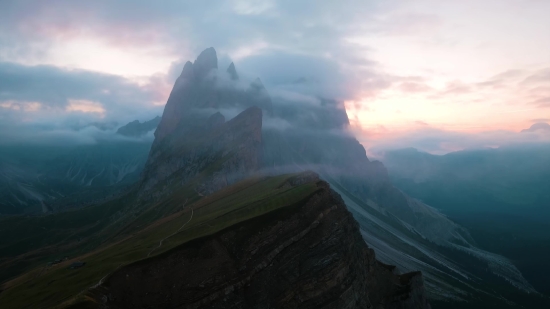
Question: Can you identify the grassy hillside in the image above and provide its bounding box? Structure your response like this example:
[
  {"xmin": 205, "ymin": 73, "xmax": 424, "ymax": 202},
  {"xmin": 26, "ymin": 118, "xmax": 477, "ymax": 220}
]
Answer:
[{"xmin": 0, "ymin": 173, "xmax": 319, "ymax": 309}]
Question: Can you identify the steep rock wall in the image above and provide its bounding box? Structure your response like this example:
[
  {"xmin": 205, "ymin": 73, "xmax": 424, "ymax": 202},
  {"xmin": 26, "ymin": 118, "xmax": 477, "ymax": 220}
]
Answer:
[{"xmin": 94, "ymin": 179, "xmax": 430, "ymax": 309}]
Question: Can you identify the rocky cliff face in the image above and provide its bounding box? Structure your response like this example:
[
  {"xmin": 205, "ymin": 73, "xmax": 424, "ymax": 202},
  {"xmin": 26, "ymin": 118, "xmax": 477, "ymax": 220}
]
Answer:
[
  {"xmin": 153, "ymin": 47, "xmax": 272, "ymax": 146},
  {"xmin": 140, "ymin": 106, "xmax": 262, "ymax": 196},
  {"xmin": 94, "ymin": 175, "xmax": 430, "ymax": 309},
  {"xmin": 140, "ymin": 48, "xmax": 273, "ymax": 197},
  {"xmin": 116, "ymin": 116, "xmax": 161, "ymax": 137},
  {"xmin": 132, "ymin": 47, "xmax": 432, "ymax": 307}
]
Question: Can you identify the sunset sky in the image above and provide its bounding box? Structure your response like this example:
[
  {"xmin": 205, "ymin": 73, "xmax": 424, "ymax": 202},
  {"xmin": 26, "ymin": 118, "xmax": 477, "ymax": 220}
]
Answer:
[{"xmin": 1, "ymin": 0, "xmax": 549, "ymax": 154}]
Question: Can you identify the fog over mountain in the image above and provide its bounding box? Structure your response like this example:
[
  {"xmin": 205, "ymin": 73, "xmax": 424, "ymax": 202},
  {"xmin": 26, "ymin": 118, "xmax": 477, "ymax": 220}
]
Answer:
[
  {"xmin": 2, "ymin": 48, "xmax": 549, "ymax": 309},
  {"xmin": 1, "ymin": 2, "xmax": 550, "ymax": 309}
]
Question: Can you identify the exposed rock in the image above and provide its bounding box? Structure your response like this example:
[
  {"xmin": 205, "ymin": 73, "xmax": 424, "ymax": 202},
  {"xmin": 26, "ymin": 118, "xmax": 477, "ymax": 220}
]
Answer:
[
  {"xmin": 227, "ymin": 62, "xmax": 239, "ymax": 80},
  {"xmin": 207, "ymin": 112, "xmax": 226, "ymax": 130},
  {"xmin": 140, "ymin": 107, "xmax": 262, "ymax": 196},
  {"xmin": 193, "ymin": 47, "xmax": 218, "ymax": 81},
  {"xmin": 154, "ymin": 60, "xmax": 196, "ymax": 142},
  {"xmin": 116, "ymin": 116, "xmax": 161, "ymax": 137},
  {"xmin": 143, "ymin": 48, "xmax": 278, "ymax": 197},
  {"xmin": 94, "ymin": 179, "xmax": 430, "ymax": 309},
  {"xmin": 246, "ymin": 77, "xmax": 274, "ymax": 116}
]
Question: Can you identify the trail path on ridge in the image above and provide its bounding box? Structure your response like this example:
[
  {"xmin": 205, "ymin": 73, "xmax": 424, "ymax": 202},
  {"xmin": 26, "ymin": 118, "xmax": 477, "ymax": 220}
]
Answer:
[{"xmin": 147, "ymin": 206, "xmax": 194, "ymax": 257}]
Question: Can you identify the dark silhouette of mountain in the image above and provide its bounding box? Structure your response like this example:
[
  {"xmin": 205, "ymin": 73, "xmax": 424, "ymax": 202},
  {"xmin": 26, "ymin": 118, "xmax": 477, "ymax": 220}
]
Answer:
[
  {"xmin": 116, "ymin": 116, "xmax": 161, "ymax": 137},
  {"xmin": 383, "ymin": 145, "xmax": 550, "ymax": 299},
  {"xmin": 521, "ymin": 122, "xmax": 550, "ymax": 132}
]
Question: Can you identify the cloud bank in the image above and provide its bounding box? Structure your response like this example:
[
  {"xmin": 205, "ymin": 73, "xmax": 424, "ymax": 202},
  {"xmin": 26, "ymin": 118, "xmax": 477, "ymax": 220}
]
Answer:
[{"xmin": 0, "ymin": 0, "xmax": 549, "ymax": 151}]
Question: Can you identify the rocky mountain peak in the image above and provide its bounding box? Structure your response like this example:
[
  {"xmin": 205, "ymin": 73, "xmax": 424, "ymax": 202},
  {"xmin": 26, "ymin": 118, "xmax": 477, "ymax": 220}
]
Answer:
[
  {"xmin": 227, "ymin": 62, "xmax": 239, "ymax": 80},
  {"xmin": 193, "ymin": 47, "xmax": 218, "ymax": 80},
  {"xmin": 522, "ymin": 122, "xmax": 550, "ymax": 132},
  {"xmin": 179, "ymin": 61, "xmax": 194, "ymax": 80},
  {"xmin": 251, "ymin": 77, "xmax": 265, "ymax": 89},
  {"xmin": 247, "ymin": 78, "xmax": 273, "ymax": 116},
  {"xmin": 207, "ymin": 111, "xmax": 225, "ymax": 130},
  {"xmin": 117, "ymin": 116, "xmax": 161, "ymax": 137}
]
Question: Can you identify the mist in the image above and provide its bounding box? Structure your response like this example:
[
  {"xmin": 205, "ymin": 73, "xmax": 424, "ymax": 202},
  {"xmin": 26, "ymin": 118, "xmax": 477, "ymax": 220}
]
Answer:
[{"xmin": 1, "ymin": 2, "xmax": 550, "ymax": 308}]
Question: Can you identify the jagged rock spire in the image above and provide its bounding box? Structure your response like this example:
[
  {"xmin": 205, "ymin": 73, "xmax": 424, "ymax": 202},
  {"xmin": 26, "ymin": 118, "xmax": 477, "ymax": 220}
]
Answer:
[
  {"xmin": 193, "ymin": 47, "xmax": 218, "ymax": 80},
  {"xmin": 247, "ymin": 77, "xmax": 273, "ymax": 116},
  {"xmin": 179, "ymin": 61, "xmax": 194, "ymax": 79},
  {"xmin": 251, "ymin": 77, "xmax": 264, "ymax": 89},
  {"xmin": 227, "ymin": 62, "xmax": 239, "ymax": 80}
]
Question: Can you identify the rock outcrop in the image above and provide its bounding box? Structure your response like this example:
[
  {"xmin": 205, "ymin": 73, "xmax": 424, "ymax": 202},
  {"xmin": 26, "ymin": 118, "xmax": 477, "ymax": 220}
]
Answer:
[
  {"xmin": 141, "ymin": 48, "xmax": 274, "ymax": 196},
  {"xmin": 227, "ymin": 62, "xmax": 239, "ymax": 80},
  {"xmin": 95, "ymin": 177, "xmax": 430, "ymax": 309},
  {"xmin": 116, "ymin": 116, "xmax": 161, "ymax": 137},
  {"xmin": 140, "ymin": 106, "xmax": 262, "ymax": 195},
  {"xmin": 153, "ymin": 48, "xmax": 272, "ymax": 146}
]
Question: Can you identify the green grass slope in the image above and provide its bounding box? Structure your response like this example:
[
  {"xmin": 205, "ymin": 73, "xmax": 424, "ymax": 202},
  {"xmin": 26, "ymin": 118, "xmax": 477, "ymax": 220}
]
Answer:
[{"xmin": 0, "ymin": 173, "xmax": 319, "ymax": 309}]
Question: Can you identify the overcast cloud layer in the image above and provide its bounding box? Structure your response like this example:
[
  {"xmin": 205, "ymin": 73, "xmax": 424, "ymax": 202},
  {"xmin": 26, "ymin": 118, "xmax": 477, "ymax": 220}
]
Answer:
[{"xmin": 1, "ymin": 0, "xmax": 549, "ymax": 152}]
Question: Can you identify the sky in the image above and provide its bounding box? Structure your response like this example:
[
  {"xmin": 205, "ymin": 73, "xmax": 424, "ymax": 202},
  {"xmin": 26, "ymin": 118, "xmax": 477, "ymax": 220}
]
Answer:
[{"xmin": 1, "ymin": 0, "xmax": 549, "ymax": 153}]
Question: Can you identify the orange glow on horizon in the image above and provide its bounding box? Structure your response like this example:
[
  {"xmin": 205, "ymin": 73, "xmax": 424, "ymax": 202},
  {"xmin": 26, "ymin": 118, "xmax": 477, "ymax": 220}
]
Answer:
[{"xmin": 66, "ymin": 99, "xmax": 106, "ymax": 116}]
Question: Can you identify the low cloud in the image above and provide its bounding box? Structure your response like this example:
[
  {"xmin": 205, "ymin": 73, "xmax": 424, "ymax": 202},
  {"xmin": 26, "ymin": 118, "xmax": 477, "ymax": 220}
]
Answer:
[
  {"xmin": 365, "ymin": 127, "xmax": 550, "ymax": 157},
  {"xmin": 0, "ymin": 122, "xmax": 155, "ymax": 146},
  {"xmin": 0, "ymin": 61, "xmax": 165, "ymax": 144}
]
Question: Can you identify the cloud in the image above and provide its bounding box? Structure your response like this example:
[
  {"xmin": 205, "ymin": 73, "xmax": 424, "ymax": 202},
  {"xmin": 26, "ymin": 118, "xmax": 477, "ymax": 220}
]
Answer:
[
  {"xmin": 0, "ymin": 61, "xmax": 165, "ymax": 144},
  {"xmin": 531, "ymin": 97, "xmax": 550, "ymax": 108},
  {"xmin": 521, "ymin": 68, "xmax": 550, "ymax": 85},
  {"xmin": 415, "ymin": 120, "xmax": 430, "ymax": 126},
  {"xmin": 365, "ymin": 127, "xmax": 550, "ymax": 156},
  {"xmin": 1, "ymin": 0, "xmax": 550, "ymax": 152},
  {"xmin": 0, "ymin": 121, "xmax": 155, "ymax": 146},
  {"xmin": 398, "ymin": 82, "xmax": 433, "ymax": 93},
  {"xmin": 0, "ymin": 62, "xmax": 160, "ymax": 111}
]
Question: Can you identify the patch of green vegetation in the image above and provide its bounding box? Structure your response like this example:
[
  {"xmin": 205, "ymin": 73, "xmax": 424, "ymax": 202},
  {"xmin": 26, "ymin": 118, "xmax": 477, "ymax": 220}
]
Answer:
[
  {"xmin": 0, "ymin": 191, "xmax": 139, "ymax": 283},
  {"xmin": 0, "ymin": 173, "xmax": 318, "ymax": 309}
]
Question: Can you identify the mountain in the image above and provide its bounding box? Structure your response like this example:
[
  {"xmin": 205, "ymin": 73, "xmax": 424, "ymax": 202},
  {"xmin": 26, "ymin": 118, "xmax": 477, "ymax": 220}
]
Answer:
[
  {"xmin": 132, "ymin": 48, "xmax": 542, "ymax": 307},
  {"xmin": 91, "ymin": 174, "xmax": 429, "ymax": 309},
  {"xmin": 116, "ymin": 116, "xmax": 161, "ymax": 137},
  {"xmin": 1, "ymin": 47, "xmax": 546, "ymax": 308},
  {"xmin": 140, "ymin": 47, "xmax": 277, "ymax": 200},
  {"xmin": 140, "ymin": 106, "xmax": 263, "ymax": 198},
  {"xmin": 0, "ymin": 173, "xmax": 429, "ymax": 309},
  {"xmin": 383, "ymin": 146, "xmax": 550, "ymax": 297},
  {"xmin": 0, "ymin": 142, "xmax": 151, "ymax": 214},
  {"xmin": 0, "ymin": 47, "xmax": 431, "ymax": 309},
  {"xmin": 521, "ymin": 122, "xmax": 550, "ymax": 133}
]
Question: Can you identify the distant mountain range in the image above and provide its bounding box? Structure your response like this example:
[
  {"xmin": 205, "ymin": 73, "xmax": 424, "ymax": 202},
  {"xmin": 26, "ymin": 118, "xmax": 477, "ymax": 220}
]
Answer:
[
  {"xmin": 382, "ymin": 146, "xmax": 550, "ymax": 298},
  {"xmin": 0, "ymin": 115, "xmax": 162, "ymax": 215}
]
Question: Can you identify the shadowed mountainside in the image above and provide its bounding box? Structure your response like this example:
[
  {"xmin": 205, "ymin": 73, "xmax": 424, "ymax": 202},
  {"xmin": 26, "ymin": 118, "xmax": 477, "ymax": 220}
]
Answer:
[
  {"xmin": 1, "ymin": 47, "xmax": 547, "ymax": 308},
  {"xmin": 0, "ymin": 173, "xmax": 430, "ymax": 309},
  {"xmin": 116, "ymin": 116, "xmax": 161, "ymax": 137}
]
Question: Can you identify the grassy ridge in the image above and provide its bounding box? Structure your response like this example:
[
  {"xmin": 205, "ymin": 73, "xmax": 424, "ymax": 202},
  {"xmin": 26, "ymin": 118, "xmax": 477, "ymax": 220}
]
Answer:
[
  {"xmin": 0, "ymin": 173, "xmax": 318, "ymax": 309},
  {"xmin": 0, "ymin": 192, "xmax": 139, "ymax": 283}
]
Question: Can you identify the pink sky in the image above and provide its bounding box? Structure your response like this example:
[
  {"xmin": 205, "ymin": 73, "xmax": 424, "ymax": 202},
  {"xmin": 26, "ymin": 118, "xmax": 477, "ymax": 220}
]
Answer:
[{"xmin": 1, "ymin": 0, "xmax": 549, "ymax": 153}]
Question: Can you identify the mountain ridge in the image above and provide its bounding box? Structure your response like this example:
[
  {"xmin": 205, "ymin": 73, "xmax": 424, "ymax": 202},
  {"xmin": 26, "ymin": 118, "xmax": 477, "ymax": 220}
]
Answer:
[{"xmin": 1, "ymin": 47, "xmax": 544, "ymax": 308}]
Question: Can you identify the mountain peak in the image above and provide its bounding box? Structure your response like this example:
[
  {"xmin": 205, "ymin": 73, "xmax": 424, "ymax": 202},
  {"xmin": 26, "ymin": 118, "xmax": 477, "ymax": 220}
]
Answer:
[
  {"xmin": 227, "ymin": 62, "xmax": 238, "ymax": 80},
  {"xmin": 521, "ymin": 122, "xmax": 550, "ymax": 132},
  {"xmin": 179, "ymin": 61, "xmax": 194, "ymax": 79},
  {"xmin": 193, "ymin": 47, "xmax": 218, "ymax": 80},
  {"xmin": 207, "ymin": 111, "xmax": 226, "ymax": 130},
  {"xmin": 251, "ymin": 77, "xmax": 264, "ymax": 89},
  {"xmin": 116, "ymin": 116, "xmax": 161, "ymax": 137}
]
